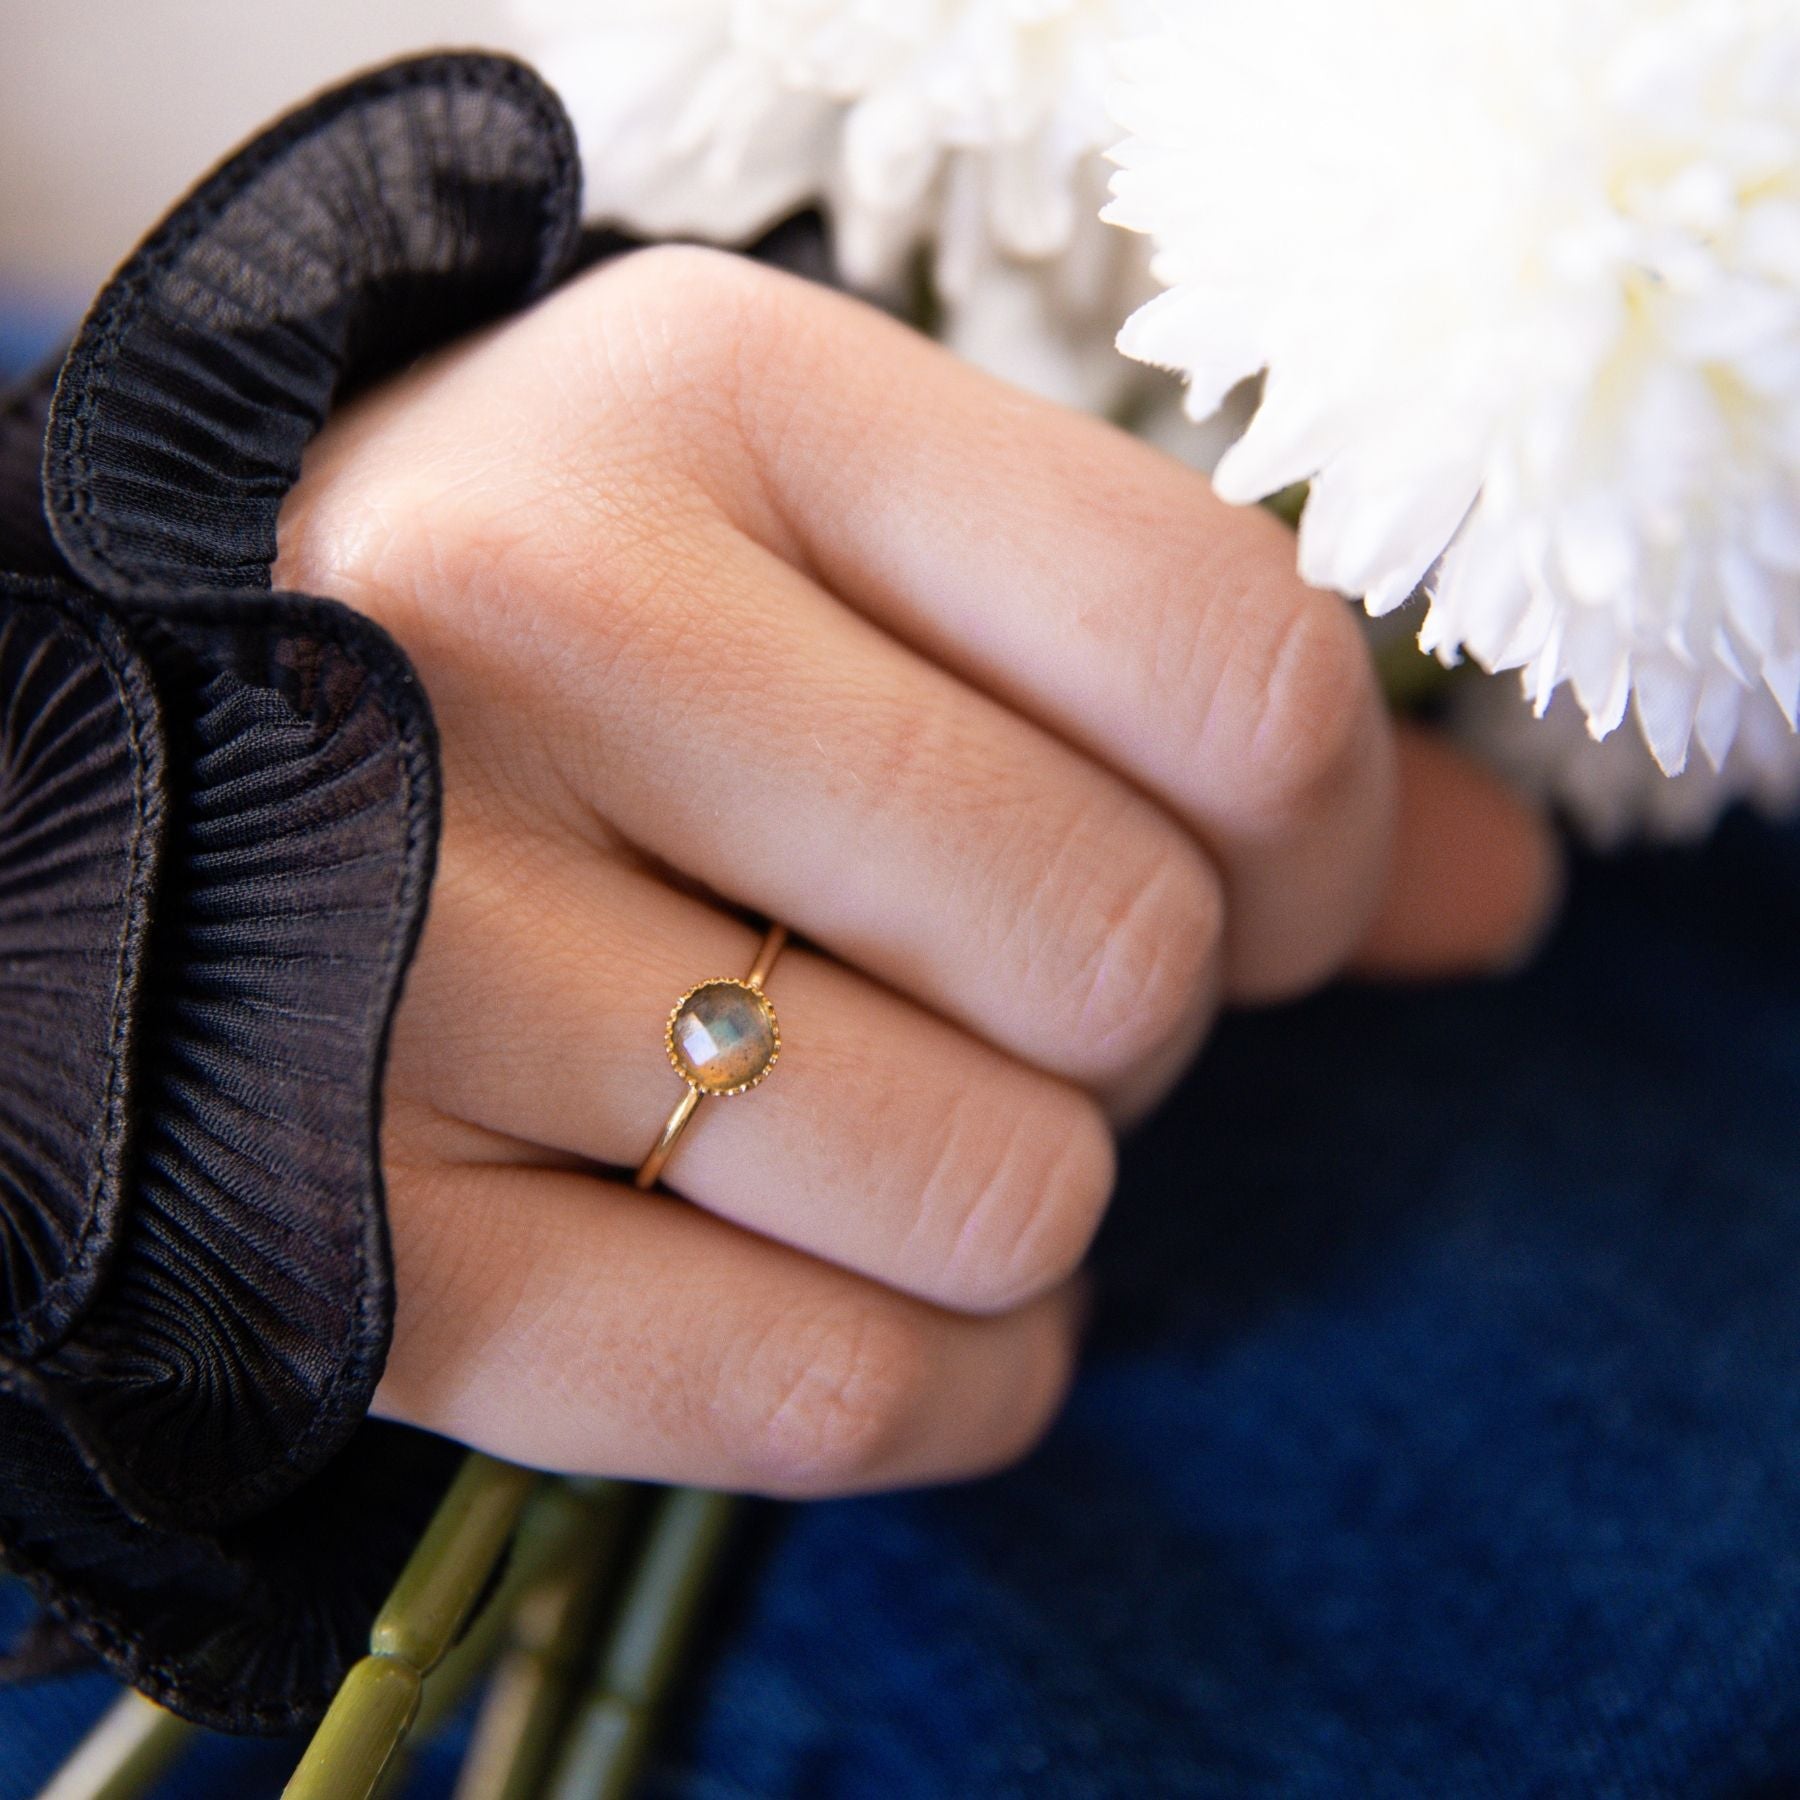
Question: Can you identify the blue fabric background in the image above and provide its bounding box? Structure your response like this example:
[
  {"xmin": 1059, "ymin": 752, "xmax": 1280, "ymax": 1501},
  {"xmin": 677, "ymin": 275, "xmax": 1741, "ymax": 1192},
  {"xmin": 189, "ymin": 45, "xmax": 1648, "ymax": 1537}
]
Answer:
[
  {"xmin": 0, "ymin": 297, "xmax": 67, "ymax": 384},
  {"xmin": 8, "ymin": 816, "xmax": 1800, "ymax": 1797},
  {"xmin": 7, "ymin": 294, "xmax": 1800, "ymax": 1800}
]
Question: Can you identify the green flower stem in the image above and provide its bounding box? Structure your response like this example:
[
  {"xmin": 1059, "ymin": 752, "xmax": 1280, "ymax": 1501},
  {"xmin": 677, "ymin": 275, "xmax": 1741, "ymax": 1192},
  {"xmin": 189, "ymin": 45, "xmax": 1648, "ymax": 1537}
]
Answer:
[
  {"xmin": 35, "ymin": 1691, "xmax": 197, "ymax": 1800},
  {"xmin": 362, "ymin": 1481, "xmax": 622, "ymax": 1800},
  {"xmin": 284, "ymin": 1453, "xmax": 541, "ymax": 1800},
  {"xmin": 408, "ymin": 1487, "xmax": 586, "ymax": 1742},
  {"xmin": 287, "ymin": 1656, "xmax": 423, "ymax": 1800},
  {"xmin": 371, "ymin": 1456, "xmax": 543, "ymax": 1668},
  {"xmin": 450, "ymin": 1483, "xmax": 634, "ymax": 1800},
  {"xmin": 544, "ymin": 1487, "xmax": 738, "ymax": 1800}
]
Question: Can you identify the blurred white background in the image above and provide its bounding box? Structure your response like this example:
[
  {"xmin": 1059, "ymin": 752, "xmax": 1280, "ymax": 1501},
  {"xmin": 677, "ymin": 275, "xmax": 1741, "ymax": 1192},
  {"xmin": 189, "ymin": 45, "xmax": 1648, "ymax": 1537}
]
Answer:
[{"xmin": 1, "ymin": 0, "xmax": 525, "ymax": 310}]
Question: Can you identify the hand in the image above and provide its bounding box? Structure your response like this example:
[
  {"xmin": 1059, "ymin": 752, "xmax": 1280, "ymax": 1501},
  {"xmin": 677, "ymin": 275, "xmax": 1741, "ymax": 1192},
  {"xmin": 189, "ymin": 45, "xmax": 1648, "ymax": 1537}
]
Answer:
[{"xmin": 276, "ymin": 247, "xmax": 1558, "ymax": 1496}]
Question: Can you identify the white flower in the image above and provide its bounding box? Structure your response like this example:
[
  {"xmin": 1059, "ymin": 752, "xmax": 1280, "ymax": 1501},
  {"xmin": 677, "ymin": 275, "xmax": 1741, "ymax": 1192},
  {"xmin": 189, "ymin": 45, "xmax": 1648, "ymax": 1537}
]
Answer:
[
  {"xmin": 511, "ymin": 0, "xmax": 1155, "ymax": 409},
  {"xmin": 1107, "ymin": 0, "xmax": 1800, "ymax": 777},
  {"xmin": 1453, "ymin": 672, "xmax": 1800, "ymax": 847}
]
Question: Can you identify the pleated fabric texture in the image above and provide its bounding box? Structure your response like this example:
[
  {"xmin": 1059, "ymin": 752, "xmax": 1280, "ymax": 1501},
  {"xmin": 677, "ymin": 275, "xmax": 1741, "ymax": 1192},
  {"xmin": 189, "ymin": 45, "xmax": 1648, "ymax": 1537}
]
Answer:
[{"xmin": 0, "ymin": 54, "xmax": 580, "ymax": 1730}]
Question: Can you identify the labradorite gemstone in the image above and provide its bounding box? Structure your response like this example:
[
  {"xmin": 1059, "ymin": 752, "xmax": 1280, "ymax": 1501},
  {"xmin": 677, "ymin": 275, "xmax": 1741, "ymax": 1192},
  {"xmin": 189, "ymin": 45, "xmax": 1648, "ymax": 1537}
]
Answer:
[{"xmin": 670, "ymin": 981, "xmax": 777, "ymax": 1093}]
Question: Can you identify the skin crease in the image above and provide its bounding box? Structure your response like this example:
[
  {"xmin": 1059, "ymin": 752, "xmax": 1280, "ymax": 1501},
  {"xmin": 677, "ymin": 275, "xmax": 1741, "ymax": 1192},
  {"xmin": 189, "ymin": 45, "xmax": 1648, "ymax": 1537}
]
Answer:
[{"xmin": 273, "ymin": 246, "xmax": 1563, "ymax": 1499}]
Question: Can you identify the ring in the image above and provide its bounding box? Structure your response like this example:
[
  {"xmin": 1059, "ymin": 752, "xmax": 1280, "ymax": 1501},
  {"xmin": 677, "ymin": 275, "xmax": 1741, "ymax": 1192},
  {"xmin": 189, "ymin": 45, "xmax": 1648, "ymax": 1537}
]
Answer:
[{"xmin": 634, "ymin": 923, "xmax": 789, "ymax": 1190}]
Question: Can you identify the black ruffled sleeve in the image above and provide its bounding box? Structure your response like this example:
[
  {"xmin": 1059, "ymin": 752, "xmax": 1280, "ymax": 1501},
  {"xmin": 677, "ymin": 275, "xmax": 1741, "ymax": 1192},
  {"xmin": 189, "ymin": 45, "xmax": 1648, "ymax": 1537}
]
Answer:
[{"xmin": 0, "ymin": 54, "xmax": 580, "ymax": 1731}]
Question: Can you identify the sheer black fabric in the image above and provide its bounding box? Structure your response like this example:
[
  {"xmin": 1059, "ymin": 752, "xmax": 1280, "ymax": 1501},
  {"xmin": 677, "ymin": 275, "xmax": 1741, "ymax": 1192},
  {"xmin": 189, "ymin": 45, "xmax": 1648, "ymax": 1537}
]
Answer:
[
  {"xmin": 45, "ymin": 55, "xmax": 578, "ymax": 595},
  {"xmin": 0, "ymin": 54, "xmax": 580, "ymax": 1730}
]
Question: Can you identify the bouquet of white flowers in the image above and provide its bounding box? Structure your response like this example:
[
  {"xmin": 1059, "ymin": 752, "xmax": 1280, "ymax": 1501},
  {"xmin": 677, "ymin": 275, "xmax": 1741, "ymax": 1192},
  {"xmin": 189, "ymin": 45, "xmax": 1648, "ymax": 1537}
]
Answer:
[{"xmin": 518, "ymin": 0, "xmax": 1800, "ymax": 844}]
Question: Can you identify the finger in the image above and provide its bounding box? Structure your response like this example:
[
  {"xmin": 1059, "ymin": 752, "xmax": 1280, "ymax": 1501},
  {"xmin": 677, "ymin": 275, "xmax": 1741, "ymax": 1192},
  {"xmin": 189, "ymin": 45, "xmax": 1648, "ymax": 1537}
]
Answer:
[
  {"xmin": 283, "ymin": 395, "xmax": 1226, "ymax": 1093},
  {"xmin": 1349, "ymin": 724, "xmax": 1564, "ymax": 980},
  {"xmin": 584, "ymin": 248, "xmax": 1401, "ymax": 1003},
  {"xmin": 373, "ymin": 1159, "xmax": 1081, "ymax": 1496},
  {"xmin": 388, "ymin": 822, "xmax": 1116, "ymax": 1314}
]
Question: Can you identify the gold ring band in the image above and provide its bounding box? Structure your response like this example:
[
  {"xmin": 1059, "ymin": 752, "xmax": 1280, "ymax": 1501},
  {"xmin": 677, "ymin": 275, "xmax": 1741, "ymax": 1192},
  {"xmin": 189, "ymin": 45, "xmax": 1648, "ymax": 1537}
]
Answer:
[{"xmin": 634, "ymin": 923, "xmax": 789, "ymax": 1191}]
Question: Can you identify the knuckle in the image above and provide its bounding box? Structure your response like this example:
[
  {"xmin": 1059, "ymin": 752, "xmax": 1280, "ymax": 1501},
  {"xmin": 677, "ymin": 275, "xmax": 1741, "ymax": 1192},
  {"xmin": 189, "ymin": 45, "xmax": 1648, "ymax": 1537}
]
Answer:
[
  {"xmin": 726, "ymin": 1303, "xmax": 934, "ymax": 1496},
  {"xmin": 938, "ymin": 1093, "xmax": 1116, "ymax": 1313},
  {"xmin": 1060, "ymin": 833, "xmax": 1224, "ymax": 1079},
  {"xmin": 832, "ymin": 681, "xmax": 1038, "ymax": 868},
  {"xmin": 279, "ymin": 409, "xmax": 564, "ymax": 680},
  {"xmin": 1234, "ymin": 597, "xmax": 1378, "ymax": 838},
  {"xmin": 277, "ymin": 439, "xmax": 418, "ymax": 613},
  {"xmin": 597, "ymin": 243, "xmax": 793, "ymax": 420},
  {"xmin": 609, "ymin": 240, "xmax": 773, "ymax": 319},
  {"xmin": 839, "ymin": 671, "xmax": 970, "ymax": 815}
]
